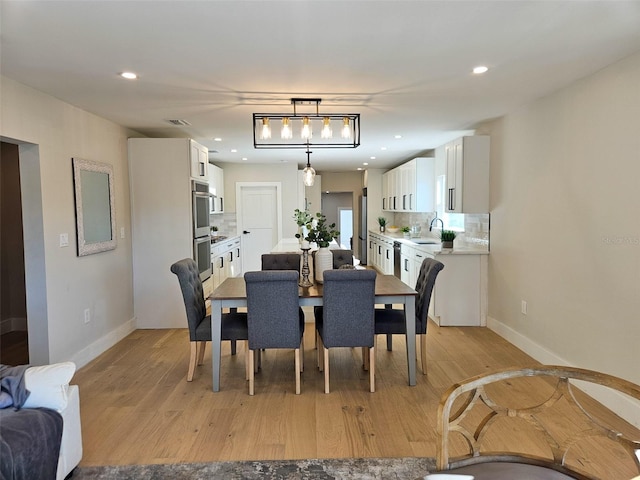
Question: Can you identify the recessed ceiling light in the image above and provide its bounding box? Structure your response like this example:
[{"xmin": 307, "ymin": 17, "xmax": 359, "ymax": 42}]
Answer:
[
  {"xmin": 357, "ymin": 167, "xmax": 363, "ymax": 171},
  {"xmin": 394, "ymin": 135, "xmax": 402, "ymax": 139},
  {"xmin": 242, "ymin": 157, "xmax": 248, "ymax": 161},
  {"xmin": 363, "ymin": 162, "xmax": 369, "ymax": 166},
  {"xmin": 370, "ymin": 156, "xmax": 376, "ymax": 160},
  {"xmin": 473, "ymin": 65, "xmax": 489, "ymax": 74},
  {"xmin": 214, "ymin": 137, "xmax": 222, "ymax": 142},
  {"xmin": 380, "ymin": 146, "xmax": 387, "ymax": 151},
  {"xmin": 120, "ymin": 72, "xmax": 137, "ymax": 80},
  {"xmin": 231, "ymin": 149, "xmax": 237, "ymax": 153}
]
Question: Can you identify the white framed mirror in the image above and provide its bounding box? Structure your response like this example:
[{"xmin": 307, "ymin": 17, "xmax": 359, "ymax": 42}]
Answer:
[{"xmin": 72, "ymin": 157, "xmax": 116, "ymax": 256}]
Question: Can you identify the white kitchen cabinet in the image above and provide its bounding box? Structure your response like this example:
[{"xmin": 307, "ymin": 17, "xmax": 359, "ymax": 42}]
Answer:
[
  {"xmin": 400, "ymin": 243, "xmax": 434, "ymax": 289},
  {"xmin": 444, "ymin": 136, "xmax": 490, "ymax": 213},
  {"xmin": 369, "ymin": 231, "xmax": 394, "ymax": 275},
  {"xmin": 208, "ymin": 163, "xmax": 224, "ymax": 213},
  {"xmin": 428, "ymin": 254, "xmax": 486, "ymax": 327},
  {"xmin": 211, "ymin": 236, "xmax": 242, "ymax": 292},
  {"xmin": 383, "ymin": 157, "xmax": 435, "ymax": 212},
  {"xmin": 190, "ymin": 139, "xmax": 209, "ymax": 180}
]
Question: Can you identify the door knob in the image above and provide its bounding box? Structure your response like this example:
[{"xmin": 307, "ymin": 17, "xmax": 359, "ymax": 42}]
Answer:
[{"xmin": 243, "ymin": 230, "xmax": 250, "ymax": 234}]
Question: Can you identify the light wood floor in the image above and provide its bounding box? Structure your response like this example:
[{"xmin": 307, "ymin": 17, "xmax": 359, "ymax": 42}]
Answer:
[{"xmin": 74, "ymin": 319, "xmax": 639, "ymax": 479}]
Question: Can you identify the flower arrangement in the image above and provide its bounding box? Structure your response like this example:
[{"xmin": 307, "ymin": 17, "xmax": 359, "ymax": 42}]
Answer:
[{"xmin": 299, "ymin": 212, "xmax": 340, "ymax": 248}]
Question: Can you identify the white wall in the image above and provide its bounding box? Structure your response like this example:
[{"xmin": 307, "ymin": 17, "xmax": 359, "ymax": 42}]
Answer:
[
  {"xmin": 483, "ymin": 52, "xmax": 640, "ymax": 424},
  {"xmin": 218, "ymin": 162, "xmax": 300, "ymax": 238},
  {"xmin": 0, "ymin": 76, "xmax": 138, "ymax": 367}
]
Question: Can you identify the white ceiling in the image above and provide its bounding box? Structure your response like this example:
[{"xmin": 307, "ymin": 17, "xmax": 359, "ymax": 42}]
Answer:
[{"xmin": 2, "ymin": 1, "xmax": 640, "ymax": 171}]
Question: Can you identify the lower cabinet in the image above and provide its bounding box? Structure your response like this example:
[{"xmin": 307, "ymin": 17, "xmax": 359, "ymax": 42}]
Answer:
[
  {"xmin": 428, "ymin": 254, "xmax": 487, "ymax": 327},
  {"xmin": 369, "ymin": 231, "xmax": 394, "ymax": 275},
  {"xmin": 210, "ymin": 236, "xmax": 242, "ymax": 295}
]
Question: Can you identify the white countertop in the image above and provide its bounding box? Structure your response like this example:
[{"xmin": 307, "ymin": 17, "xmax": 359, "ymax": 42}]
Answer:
[{"xmin": 369, "ymin": 230, "xmax": 489, "ymax": 255}]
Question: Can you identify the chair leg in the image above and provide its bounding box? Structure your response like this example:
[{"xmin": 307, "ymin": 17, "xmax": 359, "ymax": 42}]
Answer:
[
  {"xmin": 300, "ymin": 338, "xmax": 304, "ymax": 372},
  {"xmin": 245, "ymin": 341, "xmax": 250, "ymax": 381},
  {"xmin": 248, "ymin": 349, "xmax": 255, "ymax": 395},
  {"xmin": 230, "ymin": 340, "xmax": 237, "ymax": 355},
  {"xmin": 362, "ymin": 346, "xmax": 370, "ymax": 371},
  {"xmin": 323, "ymin": 347, "xmax": 330, "ymax": 394},
  {"xmin": 317, "ymin": 332, "xmax": 323, "ymax": 371},
  {"xmin": 386, "ymin": 333, "xmax": 393, "ymax": 351},
  {"xmin": 369, "ymin": 346, "xmax": 375, "ymax": 393},
  {"xmin": 420, "ymin": 334, "xmax": 428, "ymax": 375},
  {"xmin": 187, "ymin": 342, "xmax": 197, "ymax": 382},
  {"xmin": 294, "ymin": 348, "xmax": 301, "ymax": 395},
  {"xmin": 197, "ymin": 341, "xmax": 206, "ymax": 365}
]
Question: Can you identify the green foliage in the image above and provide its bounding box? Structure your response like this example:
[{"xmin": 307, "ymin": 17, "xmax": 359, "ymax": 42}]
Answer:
[
  {"xmin": 400, "ymin": 226, "xmax": 411, "ymax": 233},
  {"xmin": 293, "ymin": 208, "xmax": 313, "ymax": 227},
  {"xmin": 377, "ymin": 217, "xmax": 387, "ymax": 227},
  {"xmin": 441, "ymin": 230, "xmax": 457, "ymax": 242},
  {"xmin": 304, "ymin": 213, "xmax": 340, "ymax": 248}
]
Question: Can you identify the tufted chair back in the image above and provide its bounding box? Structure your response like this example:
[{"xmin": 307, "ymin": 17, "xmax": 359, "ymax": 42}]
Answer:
[
  {"xmin": 170, "ymin": 258, "xmax": 206, "ymax": 341},
  {"xmin": 261, "ymin": 253, "xmax": 301, "ymax": 273},
  {"xmin": 414, "ymin": 258, "xmax": 444, "ymax": 334},
  {"xmin": 331, "ymin": 249, "xmax": 354, "ymax": 269}
]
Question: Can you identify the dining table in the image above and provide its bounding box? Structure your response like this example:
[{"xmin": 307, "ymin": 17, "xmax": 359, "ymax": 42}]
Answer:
[{"xmin": 208, "ymin": 273, "xmax": 418, "ymax": 392}]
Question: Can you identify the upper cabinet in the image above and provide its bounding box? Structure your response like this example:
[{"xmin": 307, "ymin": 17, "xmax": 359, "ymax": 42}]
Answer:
[
  {"xmin": 189, "ymin": 140, "xmax": 209, "ymax": 180},
  {"xmin": 444, "ymin": 136, "xmax": 490, "ymax": 213},
  {"xmin": 382, "ymin": 157, "xmax": 435, "ymax": 212},
  {"xmin": 208, "ymin": 163, "xmax": 224, "ymax": 214}
]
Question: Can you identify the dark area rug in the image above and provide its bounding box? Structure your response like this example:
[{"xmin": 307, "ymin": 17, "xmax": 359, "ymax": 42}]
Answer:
[{"xmin": 73, "ymin": 457, "xmax": 435, "ymax": 479}]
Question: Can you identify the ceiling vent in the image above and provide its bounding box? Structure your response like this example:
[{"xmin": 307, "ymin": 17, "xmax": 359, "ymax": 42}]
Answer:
[{"xmin": 166, "ymin": 119, "xmax": 191, "ymax": 126}]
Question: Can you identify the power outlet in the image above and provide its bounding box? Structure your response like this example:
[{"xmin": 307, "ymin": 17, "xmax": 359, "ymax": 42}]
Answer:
[
  {"xmin": 521, "ymin": 300, "xmax": 528, "ymax": 315},
  {"xmin": 84, "ymin": 308, "xmax": 91, "ymax": 324},
  {"xmin": 59, "ymin": 233, "xmax": 69, "ymax": 247}
]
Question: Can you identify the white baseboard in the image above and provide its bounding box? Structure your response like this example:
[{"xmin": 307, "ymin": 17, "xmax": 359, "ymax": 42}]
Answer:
[
  {"xmin": 69, "ymin": 317, "xmax": 136, "ymax": 369},
  {"xmin": 487, "ymin": 315, "xmax": 640, "ymax": 429}
]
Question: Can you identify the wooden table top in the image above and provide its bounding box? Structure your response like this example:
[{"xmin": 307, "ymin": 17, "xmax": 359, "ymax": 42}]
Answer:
[{"xmin": 210, "ymin": 274, "xmax": 417, "ymax": 301}]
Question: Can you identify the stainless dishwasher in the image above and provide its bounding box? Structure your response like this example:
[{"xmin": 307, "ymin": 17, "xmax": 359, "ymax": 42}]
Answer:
[{"xmin": 393, "ymin": 241, "xmax": 402, "ymax": 279}]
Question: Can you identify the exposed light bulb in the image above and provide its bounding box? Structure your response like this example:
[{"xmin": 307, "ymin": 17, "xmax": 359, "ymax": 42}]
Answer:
[
  {"xmin": 302, "ymin": 165, "xmax": 316, "ymax": 186},
  {"xmin": 321, "ymin": 117, "xmax": 332, "ymax": 139},
  {"xmin": 260, "ymin": 118, "xmax": 271, "ymax": 139},
  {"xmin": 281, "ymin": 117, "xmax": 293, "ymax": 139},
  {"xmin": 341, "ymin": 117, "xmax": 352, "ymax": 139},
  {"xmin": 301, "ymin": 117, "xmax": 312, "ymax": 140}
]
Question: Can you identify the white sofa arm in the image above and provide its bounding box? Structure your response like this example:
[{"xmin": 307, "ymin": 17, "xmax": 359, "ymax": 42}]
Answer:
[{"xmin": 56, "ymin": 384, "xmax": 82, "ymax": 480}]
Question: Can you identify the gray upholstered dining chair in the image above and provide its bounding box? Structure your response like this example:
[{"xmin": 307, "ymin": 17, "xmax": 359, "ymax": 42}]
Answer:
[
  {"xmin": 170, "ymin": 258, "xmax": 248, "ymax": 381},
  {"xmin": 261, "ymin": 253, "xmax": 301, "ymax": 273},
  {"xmin": 314, "ymin": 269, "xmax": 377, "ymax": 393},
  {"xmin": 244, "ymin": 270, "xmax": 305, "ymax": 395},
  {"xmin": 331, "ymin": 249, "xmax": 354, "ymax": 269},
  {"xmin": 375, "ymin": 257, "xmax": 443, "ymax": 375}
]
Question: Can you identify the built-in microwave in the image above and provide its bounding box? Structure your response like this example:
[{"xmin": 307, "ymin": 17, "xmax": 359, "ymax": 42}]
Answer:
[{"xmin": 192, "ymin": 180, "xmax": 211, "ymax": 238}]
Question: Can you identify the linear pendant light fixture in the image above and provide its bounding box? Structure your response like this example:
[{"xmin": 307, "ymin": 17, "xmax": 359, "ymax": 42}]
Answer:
[{"xmin": 253, "ymin": 98, "xmax": 360, "ymax": 149}]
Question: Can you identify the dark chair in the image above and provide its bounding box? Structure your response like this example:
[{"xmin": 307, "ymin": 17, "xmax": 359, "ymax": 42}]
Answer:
[
  {"xmin": 261, "ymin": 253, "xmax": 301, "ymax": 273},
  {"xmin": 331, "ymin": 249, "xmax": 354, "ymax": 269},
  {"xmin": 244, "ymin": 270, "xmax": 305, "ymax": 395},
  {"xmin": 170, "ymin": 258, "xmax": 248, "ymax": 381},
  {"xmin": 375, "ymin": 257, "xmax": 443, "ymax": 375},
  {"xmin": 314, "ymin": 269, "xmax": 377, "ymax": 393}
]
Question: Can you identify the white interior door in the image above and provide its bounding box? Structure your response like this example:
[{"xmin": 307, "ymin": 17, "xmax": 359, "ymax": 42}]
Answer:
[{"xmin": 237, "ymin": 183, "xmax": 281, "ymax": 273}]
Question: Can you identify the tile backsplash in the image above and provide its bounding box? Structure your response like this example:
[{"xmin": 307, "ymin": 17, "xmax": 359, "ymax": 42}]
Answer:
[
  {"xmin": 391, "ymin": 212, "xmax": 490, "ymax": 247},
  {"xmin": 210, "ymin": 212, "xmax": 237, "ymax": 236}
]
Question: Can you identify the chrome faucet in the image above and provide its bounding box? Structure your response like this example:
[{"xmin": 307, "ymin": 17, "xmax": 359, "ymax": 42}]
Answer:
[{"xmin": 429, "ymin": 215, "xmax": 444, "ymax": 231}]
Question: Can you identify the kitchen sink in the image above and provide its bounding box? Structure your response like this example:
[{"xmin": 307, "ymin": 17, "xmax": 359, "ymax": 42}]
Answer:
[{"xmin": 412, "ymin": 238, "xmax": 440, "ymax": 245}]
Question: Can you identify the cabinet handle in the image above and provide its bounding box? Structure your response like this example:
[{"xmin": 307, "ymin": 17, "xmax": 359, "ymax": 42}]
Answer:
[
  {"xmin": 369, "ymin": 240, "xmax": 372, "ymax": 249},
  {"xmin": 200, "ymin": 162, "xmax": 205, "ymax": 177},
  {"xmin": 448, "ymin": 188, "xmax": 455, "ymax": 211},
  {"xmin": 378, "ymin": 246, "xmax": 381, "ymax": 255},
  {"xmin": 404, "ymin": 259, "xmax": 409, "ymax": 272},
  {"xmin": 386, "ymin": 249, "xmax": 389, "ymax": 259},
  {"xmin": 402, "ymin": 194, "xmax": 406, "ymax": 210},
  {"xmin": 219, "ymin": 257, "xmax": 224, "ymax": 268},
  {"xmin": 393, "ymin": 196, "xmax": 397, "ymax": 210},
  {"xmin": 220, "ymin": 198, "xmax": 223, "ymax": 211},
  {"xmin": 382, "ymin": 198, "xmax": 386, "ymax": 210},
  {"xmin": 409, "ymin": 194, "xmax": 413, "ymax": 210}
]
